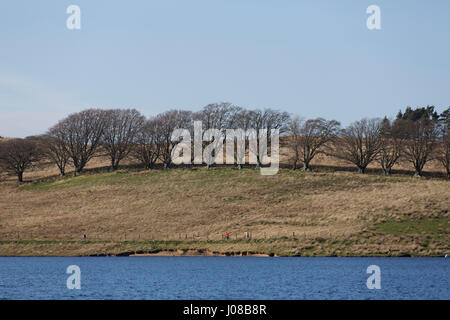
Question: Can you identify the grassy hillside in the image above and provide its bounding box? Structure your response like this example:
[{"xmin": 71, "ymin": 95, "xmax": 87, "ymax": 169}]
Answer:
[{"xmin": 0, "ymin": 167, "xmax": 448, "ymax": 256}]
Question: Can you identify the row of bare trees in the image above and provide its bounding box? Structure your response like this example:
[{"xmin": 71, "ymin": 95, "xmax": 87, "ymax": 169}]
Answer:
[
  {"xmin": 0, "ymin": 104, "xmax": 290, "ymax": 181},
  {"xmin": 286, "ymin": 106, "xmax": 449, "ymax": 178},
  {"xmin": 0, "ymin": 104, "xmax": 449, "ymax": 182}
]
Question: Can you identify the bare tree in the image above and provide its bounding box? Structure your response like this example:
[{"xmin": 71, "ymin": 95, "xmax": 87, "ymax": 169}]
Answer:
[
  {"xmin": 0, "ymin": 138, "xmax": 40, "ymax": 182},
  {"xmin": 194, "ymin": 103, "xmax": 237, "ymax": 132},
  {"xmin": 287, "ymin": 116, "xmax": 303, "ymax": 170},
  {"xmin": 101, "ymin": 109, "xmax": 145, "ymax": 171},
  {"xmin": 378, "ymin": 118, "xmax": 406, "ymax": 176},
  {"xmin": 133, "ymin": 117, "xmax": 162, "ymax": 169},
  {"xmin": 226, "ymin": 107, "xmax": 252, "ymax": 169},
  {"xmin": 50, "ymin": 109, "xmax": 107, "ymax": 174},
  {"xmin": 247, "ymin": 108, "xmax": 290, "ymax": 168},
  {"xmin": 334, "ymin": 118, "xmax": 382, "ymax": 173},
  {"xmin": 401, "ymin": 118, "xmax": 439, "ymax": 177},
  {"xmin": 437, "ymin": 107, "xmax": 450, "ymax": 178},
  {"xmin": 288, "ymin": 117, "xmax": 340, "ymax": 171},
  {"xmin": 157, "ymin": 110, "xmax": 193, "ymax": 168},
  {"xmin": 194, "ymin": 103, "xmax": 241, "ymax": 168},
  {"xmin": 40, "ymin": 131, "xmax": 71, "ymax": 177},
  {"xmin": 438, "ymin": 131, "xmax": 450, "ymax": 179}
]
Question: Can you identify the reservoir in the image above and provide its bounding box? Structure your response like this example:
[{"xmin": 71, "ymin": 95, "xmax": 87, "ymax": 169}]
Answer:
[{"xmin": 0, "ymin": 257, "xmax": 448, "ymax": 299}]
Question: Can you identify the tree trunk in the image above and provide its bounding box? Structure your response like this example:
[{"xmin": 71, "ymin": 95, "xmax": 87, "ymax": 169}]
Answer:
[
  {"xmin": 413, "ymin": 163, "xmax": 423, "ymax": 177},
  {"xmin": 110, "ymin": 159, "xmax": 117, "ymax": 172},
  {"xmin": 75, "ymin": 159, "xmax": 86, "ymax": 174},
  {"xmin": 58, "ymin": 164, "xmax": 66, "ymax": 177},
  {"xmin": 255, "ymin": 156, "xmax": 261, "ymax": 169},
  {"xmin": 18, "ymin": 171, "xmax": 23, "ymax": 183},
  {"xmin": 74, "ymin": 162, "xmax": 85, "ymax": 175},
  {"xmin": 302, "ymin": 158, "xmax": 311, "ymax": 171},
  {"xmin": 359, "ymin": 167, "xmax": 366, "ymax": 174},
  {"xmin": 382, "ymin": 168, "xmax": 391, "ymax": 176},
  {"xmin": 445, "ymin": 163, "xmax": 449, "ymax": 179}
]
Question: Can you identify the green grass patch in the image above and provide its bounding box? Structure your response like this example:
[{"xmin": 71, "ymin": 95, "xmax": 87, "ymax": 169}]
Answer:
[
  {"xmin": 373, "ymin": 216, "xmax": 449, "ymax": 237},
  {"xmin": 21, "ymin": 167, "xmax": 415, "ymax": 192}
]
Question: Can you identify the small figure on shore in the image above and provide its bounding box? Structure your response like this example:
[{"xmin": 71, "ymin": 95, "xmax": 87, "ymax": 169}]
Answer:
[
  {"xmin": 244, "ymin": 231, "xmax": 249, "ymax": 240},
  {"xmin": 225, "ymin": 232, "xmax": 230, "ymax": 240},
  {"xmin": 83, "ymin": 234, "xmax": 87, "ymax": 241}
]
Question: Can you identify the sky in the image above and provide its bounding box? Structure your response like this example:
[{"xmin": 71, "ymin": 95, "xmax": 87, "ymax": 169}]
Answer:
[{"xmin": 0, "ymin": 0, "xmax": 449, "ymax": 137}]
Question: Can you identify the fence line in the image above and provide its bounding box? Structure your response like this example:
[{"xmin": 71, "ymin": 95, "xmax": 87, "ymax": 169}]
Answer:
[{"xmin": 1, "ymin": 230, "xmax": 340, "ymax": 242}]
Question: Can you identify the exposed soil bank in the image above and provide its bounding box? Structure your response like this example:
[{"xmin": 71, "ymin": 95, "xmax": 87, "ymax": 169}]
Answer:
[
  {"xmin": 0, "ymin": 238, "xmax": 447, "ymax": 257},
  {"xmin": 127, "ymin": 249, "xmax": 272, "ymax": 257}
]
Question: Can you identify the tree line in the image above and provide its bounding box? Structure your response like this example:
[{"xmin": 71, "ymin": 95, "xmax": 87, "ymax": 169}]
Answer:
[{"xmin": 0, "ymin": 104, "xmax": 449, "ymax": 182}]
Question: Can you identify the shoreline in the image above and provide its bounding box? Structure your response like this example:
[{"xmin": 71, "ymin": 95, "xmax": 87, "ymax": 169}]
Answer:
[
  {"xmin": 0, "ymin": 249, "xmax": 446, "ymax": 258},
  {"xmin": 0, "ymin": 239, "xmax": 448, "ymax": 257},
  {"xmin": 128, "ymin": 249, "xmax": 272, "ymax": 257}
]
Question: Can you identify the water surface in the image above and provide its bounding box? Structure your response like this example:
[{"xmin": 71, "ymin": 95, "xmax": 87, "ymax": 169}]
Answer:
[{"xmin": 0, "ymin": 257, "xmax": 448, "ymax": 299}]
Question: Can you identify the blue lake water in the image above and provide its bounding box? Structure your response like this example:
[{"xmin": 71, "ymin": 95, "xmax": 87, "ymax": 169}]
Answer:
[{"xmin": 0, "ymin": 257, "xmax": 448, "ymax": 300}]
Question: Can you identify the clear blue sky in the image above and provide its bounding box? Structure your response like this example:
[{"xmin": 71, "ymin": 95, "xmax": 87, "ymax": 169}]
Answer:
[{"xmin": 1, "ymin": 0, "xmax": 449, "ymax": 137}]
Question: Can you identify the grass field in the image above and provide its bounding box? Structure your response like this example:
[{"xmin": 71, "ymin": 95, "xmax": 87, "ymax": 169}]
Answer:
[{"xmin": 0, "ymin": 164, "xmax": 448, "ymax": 256}]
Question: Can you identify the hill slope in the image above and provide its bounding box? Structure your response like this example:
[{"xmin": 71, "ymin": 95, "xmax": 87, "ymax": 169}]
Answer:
[{"xmin": 0, "ymin": 168, "xmax": 448, "ymax": 256}]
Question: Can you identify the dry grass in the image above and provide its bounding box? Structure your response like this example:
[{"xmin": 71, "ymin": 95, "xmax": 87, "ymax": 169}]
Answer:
[{"xmin": 0, "ymin": 158, "xmax": 448, "ymax": 256}]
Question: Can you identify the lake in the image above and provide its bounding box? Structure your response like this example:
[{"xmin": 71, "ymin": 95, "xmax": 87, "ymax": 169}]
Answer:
[{"xmin": 0, "ymin": 257, "xmax": 448, "ymax": 299}]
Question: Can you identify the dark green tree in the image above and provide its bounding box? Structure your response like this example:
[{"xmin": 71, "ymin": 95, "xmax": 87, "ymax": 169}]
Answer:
[
  {"xmin": 396, "ymin": 105, "xmax": 439, "ymax": 122},
  {"xmin": 396, "ymin": 106, "xmax": 440, "ymax": 177}
]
